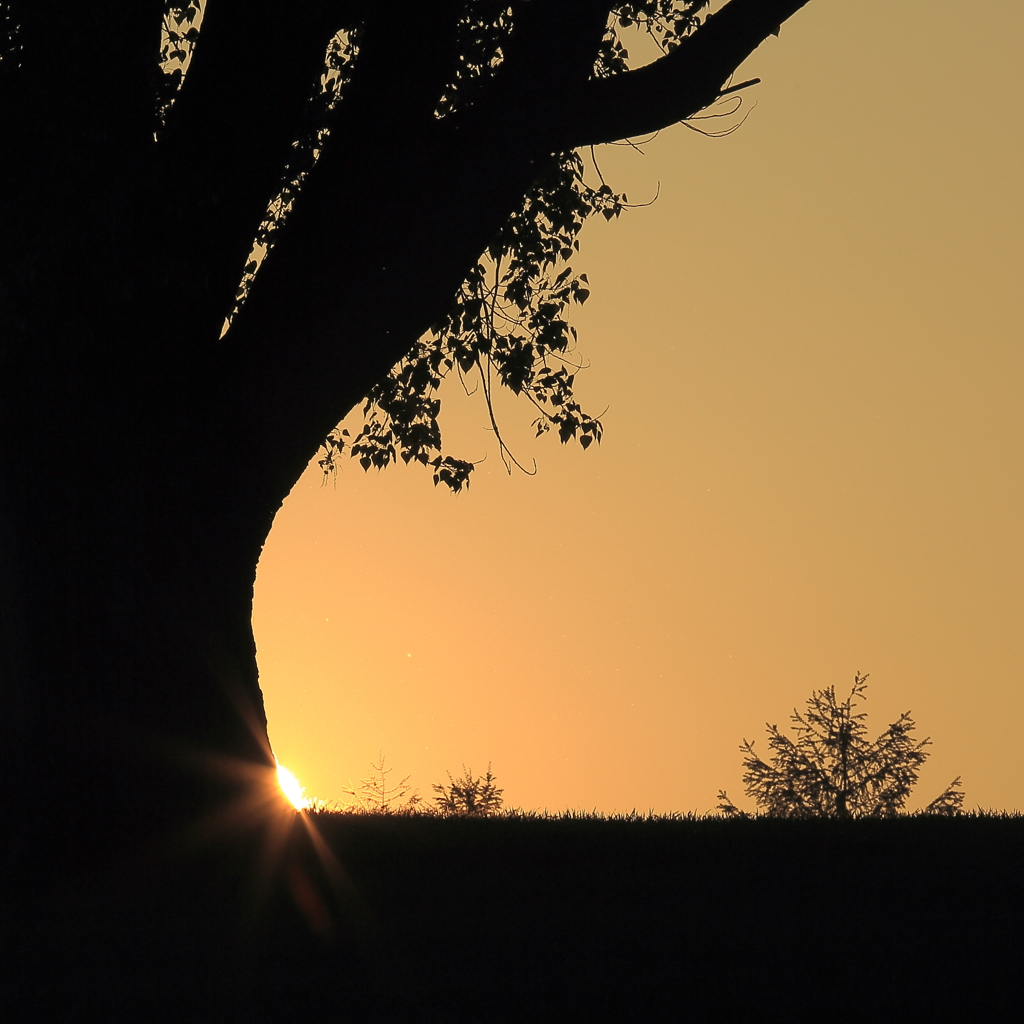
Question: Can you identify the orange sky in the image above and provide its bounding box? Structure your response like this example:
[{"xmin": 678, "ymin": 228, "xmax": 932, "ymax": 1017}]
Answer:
[{"xmin": 253, "ymin": 1, "xmax": 1023, "ymax": 814}]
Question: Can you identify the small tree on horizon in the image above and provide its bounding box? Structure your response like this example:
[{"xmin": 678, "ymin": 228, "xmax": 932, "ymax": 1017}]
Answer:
[
  {"xmin": 717, "ymin": 674, "xmax": 964, "ymax": 819},
  {"xmin": 433, "ymin": 764, "xmax": 505, "ymax": 817},
  {"xmin": 341, "ymin": 753, "xmax": 422, "ymax": 814}
]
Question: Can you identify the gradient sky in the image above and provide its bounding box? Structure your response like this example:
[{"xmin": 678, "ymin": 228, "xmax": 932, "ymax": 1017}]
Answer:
[{"xmin": 253, "ymin": 1, "xmax": 1023, "ymax": 814}]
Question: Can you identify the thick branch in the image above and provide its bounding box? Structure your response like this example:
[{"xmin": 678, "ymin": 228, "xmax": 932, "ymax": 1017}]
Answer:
[
  {"xmin": 342, "ymin": 0, "xmax": 461, "ymax": 130},
  {"xmin": 156, "ymin": 2, "xmax": 362, "ymax": 336},
  {"xmin": 3, "ymin": 2, "xmax": 165, "ymax": 117},
  {"xmin": 557, "ymin": 0, "xmax": 812, "ymax": 148},
  {"xmin": 215, "ymin": 0, "xmax": 815, "ymax": 488},
  {"xmin": 0, "ymin": 4, "xmax": 167, "ymax": 376},
  {"xmin": 0, "ymin": 2, "xmax": 165, "ymax": 211},
  {"xmin": 490, "ymin": 0, "xmax": 613, "ymax": 104}
]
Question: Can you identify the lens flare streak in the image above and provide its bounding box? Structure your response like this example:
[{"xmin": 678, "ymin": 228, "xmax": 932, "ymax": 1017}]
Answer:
[{"xmin": 276, "ymin": 763, "xmax": 308, "ymax": 810}]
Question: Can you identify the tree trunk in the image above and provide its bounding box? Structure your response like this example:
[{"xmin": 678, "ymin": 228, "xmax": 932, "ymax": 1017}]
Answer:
[
  {"xmin": 0, "ymin": 398, "xmax": 280, "ymax": 876},
  {"xmin": 0, "ymin": 163, "xmax": 509, "ymax": 882}
]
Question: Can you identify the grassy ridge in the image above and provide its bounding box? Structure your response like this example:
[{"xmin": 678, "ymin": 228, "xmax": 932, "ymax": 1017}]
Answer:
[{"xmin": 12, "ymin": 813, "xmax": 1023, "ymax": 1021}]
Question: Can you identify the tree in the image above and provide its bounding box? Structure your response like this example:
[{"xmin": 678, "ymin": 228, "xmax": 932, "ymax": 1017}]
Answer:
[
  {"xmin": 717, "ymin": 674, "xmax": 965, "ymax": 819},
  {"xmin": 433, "ymin": 763, "xmax": 504, "ymax": 816},
  {"xmin": 341, "ymin": 753, "xmax": 422, "ymax": 813},
  {"xmin": 0, "ymin": 0, "xmax": 813, "ymax": 875}
]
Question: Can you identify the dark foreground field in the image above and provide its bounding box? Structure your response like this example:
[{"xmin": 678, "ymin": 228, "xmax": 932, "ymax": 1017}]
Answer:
[{"xmin": 9, "ymin": 814, "xmax": 1023, "ymax": 1022}]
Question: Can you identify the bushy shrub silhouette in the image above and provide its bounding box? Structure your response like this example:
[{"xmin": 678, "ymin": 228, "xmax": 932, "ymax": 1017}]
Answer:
[
  {"xmin": 432, "ymin": 764, "xmax": 504, "ymax": 817},
  {"xmin": 717, "ymin": 674, "xmax": 964, "ymax": 818}
]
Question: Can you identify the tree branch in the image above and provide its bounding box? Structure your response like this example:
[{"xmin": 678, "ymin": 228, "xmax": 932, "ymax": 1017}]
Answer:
[
  {"xmin": 492, "ymin": 0, "xmax": 613, "ymax": 104},
  {"xmin": 556, "ymin": 0, "xmax": 812, "ymax": 148},
  {"xmin": 0, "ymin": 2, "xmax": 165, "ymax": 172},
  {"xmin": 216, "ymin": 0, "xmax": 816, "ymax": 483},
  {"xmin": 341, "ymin": 0, "xmax": 460, "ymax": 130},
  {"xmin": 157, "ymin": 1, "xmax": 364, "ymax": 337}
]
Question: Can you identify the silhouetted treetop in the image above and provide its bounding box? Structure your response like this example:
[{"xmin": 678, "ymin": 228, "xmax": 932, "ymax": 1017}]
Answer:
[
  {"xmin": 718, "ymin": 674, "xmax": 965, "ymax": 819},
  {"xmin": 433, "ymin": 763, "xmax": 505, "ymax": 816}
]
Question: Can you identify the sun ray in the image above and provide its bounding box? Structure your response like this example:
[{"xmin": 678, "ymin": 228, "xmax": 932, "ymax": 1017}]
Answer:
[{"xmin": 276, "ymin": 763, "xmax": 308, "ymax": 810}]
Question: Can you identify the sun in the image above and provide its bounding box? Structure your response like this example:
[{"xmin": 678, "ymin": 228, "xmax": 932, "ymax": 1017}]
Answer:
[{"xmin": 276, "ymin": 763, "xmax": 309, "ymax": 810}]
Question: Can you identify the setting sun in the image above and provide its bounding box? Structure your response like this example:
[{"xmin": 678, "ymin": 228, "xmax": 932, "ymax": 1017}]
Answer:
[{"xmin": 276, "ymin": 763, "xmax": 308, "ymax": 810}]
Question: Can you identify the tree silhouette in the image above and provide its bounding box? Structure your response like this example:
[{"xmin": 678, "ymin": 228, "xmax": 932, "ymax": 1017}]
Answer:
[
  {"xmin": 342, "ymin": 753, "xmax": 422, "ymax": 813},
  {"xmin": 433, "ymin": 763, "xmax": 505, "ymax": 816},
  {"xmin": 0, "ymin": 0, "xmax": 813, "ymax": 872},
  {"xmin": 717, "ymin": 674, "xmax": 965, "ymax": 819}
]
